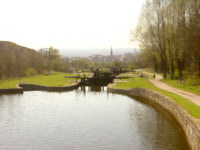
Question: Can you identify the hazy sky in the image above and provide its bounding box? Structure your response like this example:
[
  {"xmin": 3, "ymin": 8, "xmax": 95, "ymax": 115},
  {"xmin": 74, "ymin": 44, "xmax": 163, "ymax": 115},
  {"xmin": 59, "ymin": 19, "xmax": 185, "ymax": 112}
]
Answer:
[{"xmin": 0, "ymin": 0, "xmax": 145, "ymax": 50}]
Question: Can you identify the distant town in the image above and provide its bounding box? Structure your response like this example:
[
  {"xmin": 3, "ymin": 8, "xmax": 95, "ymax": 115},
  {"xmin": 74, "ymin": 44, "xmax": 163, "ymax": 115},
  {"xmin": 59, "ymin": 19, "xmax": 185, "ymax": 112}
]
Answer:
[{"xmin": 67, "ymin": 47, "xmax": 134, "ymax": 63}]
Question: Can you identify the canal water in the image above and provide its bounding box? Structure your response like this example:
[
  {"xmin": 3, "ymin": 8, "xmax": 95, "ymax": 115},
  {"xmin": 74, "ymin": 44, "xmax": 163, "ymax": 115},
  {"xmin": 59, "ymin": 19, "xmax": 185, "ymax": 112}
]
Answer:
[{"xmin": 0, "ymin": 86, "xmax": 188, "ymax": 150}]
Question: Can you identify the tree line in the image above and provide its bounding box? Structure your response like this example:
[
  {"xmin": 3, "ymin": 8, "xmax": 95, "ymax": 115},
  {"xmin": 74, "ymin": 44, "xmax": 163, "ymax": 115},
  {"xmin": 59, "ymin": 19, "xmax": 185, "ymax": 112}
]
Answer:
[
  {"xmin": 38, "ymin": 46, "xmax": 70, "ymax": 73},
  {"xmin": 0, "ymin": 41, "xmax": 71, "ymax": 79},
  {"xmin": 132, "ymin": 0, "xmax": 200, "ymax": 80}
]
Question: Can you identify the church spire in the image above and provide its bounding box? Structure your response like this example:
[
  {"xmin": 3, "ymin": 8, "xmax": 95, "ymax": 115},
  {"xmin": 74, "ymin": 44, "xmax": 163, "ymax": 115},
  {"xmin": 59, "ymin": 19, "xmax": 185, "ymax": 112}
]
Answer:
[{"xmin": 110, "ymin": 47, "xmax": 113, "ymax": 56}]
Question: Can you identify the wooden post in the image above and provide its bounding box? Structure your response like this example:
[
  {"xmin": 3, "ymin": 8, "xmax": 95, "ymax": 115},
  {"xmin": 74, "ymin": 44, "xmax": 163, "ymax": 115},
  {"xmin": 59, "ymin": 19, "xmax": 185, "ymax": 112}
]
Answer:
[{"xmin": 84, "ymin": 74, "xmax": 86, "ymax": 84}]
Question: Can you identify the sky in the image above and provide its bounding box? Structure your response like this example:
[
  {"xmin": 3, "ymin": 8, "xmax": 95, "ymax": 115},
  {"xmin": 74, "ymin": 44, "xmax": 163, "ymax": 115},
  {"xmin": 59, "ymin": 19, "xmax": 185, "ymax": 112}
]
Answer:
[{"xmin": 0, "ymin": 0, "xmax": 145, "ymax": 50}]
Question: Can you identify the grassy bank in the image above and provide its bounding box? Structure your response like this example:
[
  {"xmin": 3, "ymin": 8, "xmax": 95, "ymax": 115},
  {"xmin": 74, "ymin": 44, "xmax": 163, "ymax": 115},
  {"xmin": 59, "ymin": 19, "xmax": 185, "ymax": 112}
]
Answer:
[
  {"xmin": 0, "ymin": 72, "xmax": 89, "ymax": 89},
  {"xmin": 114, "ymin": 74, "xmax": 200, "ymax": 119},
  {"xmin": 144, "ymin": 70, "xmax": 200, "ymax": 96},
  {"xmin": 162, "ymin": 79, "xmax": 200, "ymax": 96}
]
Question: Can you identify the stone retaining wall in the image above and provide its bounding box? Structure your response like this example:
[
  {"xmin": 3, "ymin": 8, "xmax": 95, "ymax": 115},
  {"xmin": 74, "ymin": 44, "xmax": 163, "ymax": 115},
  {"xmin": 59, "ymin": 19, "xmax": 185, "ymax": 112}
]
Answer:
[
  {"xmin": 107, "ymin": 84, "xmax": 200, "ymax": 150},
  {"xmin": 0, "ymin": 82, "xmax": 80, "ymax": 94},
  {"xmin": 0, "ymin": 88, "xmax": 23, "ymax": 94},
  {"xmin": 19, "ymin": 82, "xmax": 80, "ymax": 91}
]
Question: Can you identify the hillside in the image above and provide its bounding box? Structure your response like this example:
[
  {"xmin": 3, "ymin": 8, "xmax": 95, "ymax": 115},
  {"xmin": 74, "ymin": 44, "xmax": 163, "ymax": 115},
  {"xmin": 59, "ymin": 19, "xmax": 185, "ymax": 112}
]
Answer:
[{"xmin": 0, "ymin": 41, "xmax": 44, "ymax": 79}]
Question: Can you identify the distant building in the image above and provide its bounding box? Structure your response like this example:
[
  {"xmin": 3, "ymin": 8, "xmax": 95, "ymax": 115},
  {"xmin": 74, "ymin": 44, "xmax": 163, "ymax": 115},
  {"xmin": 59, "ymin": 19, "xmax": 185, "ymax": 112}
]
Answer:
[
  {"xmin": 110, "ymin": 47, "xmax": 113, "ymax": 56},
  {"xmin": 88, "ymin": 47, "xmax": 125, "ymax": 63},
  {"xmin": 67, "ymin": 48, "xmax": 132, "ymax": 64}
]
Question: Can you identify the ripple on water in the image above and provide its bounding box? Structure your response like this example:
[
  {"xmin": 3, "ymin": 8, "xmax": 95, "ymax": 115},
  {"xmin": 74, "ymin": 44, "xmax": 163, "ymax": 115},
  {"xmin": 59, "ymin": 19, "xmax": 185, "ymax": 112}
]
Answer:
[{"xmin": 0, "ymin": 87, "xmax": 188, "ymax": 150}]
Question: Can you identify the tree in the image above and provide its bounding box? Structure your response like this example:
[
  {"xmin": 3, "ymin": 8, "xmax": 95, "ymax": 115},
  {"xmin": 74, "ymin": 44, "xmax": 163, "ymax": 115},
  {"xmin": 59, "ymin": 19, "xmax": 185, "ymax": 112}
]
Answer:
[{"xmin": 131, "ymin": 0, "xmax": 200, "ymax": 80}]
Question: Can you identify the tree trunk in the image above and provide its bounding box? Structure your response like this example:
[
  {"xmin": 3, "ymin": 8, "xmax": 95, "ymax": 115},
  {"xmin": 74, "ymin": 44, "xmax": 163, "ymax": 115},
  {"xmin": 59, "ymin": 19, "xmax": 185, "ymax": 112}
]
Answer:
[
  {"xmin": 198, "ymin": 54, "xmax": 200, "ymax": 78},
  {"xmin": 169, "ymin": 53, "xmax": 174, "ymax": 80},
  {"xmin": 163, "ymin": 61, "xmax": 167, "ymax": 79},
  {"xmin": 0, "ymin": 65, "xmax": 2, "ymax": 80},
  {"xmin": 171, "ymin": 56, "xmax": 174, "ymax": 80},
  {"xmin": 168, "ymin": 40, "xmax": 174, "ymax": 80},
  {"xmin": 177, "ymin": 59, "xmax": 183, "ymax": 79},
  {"xmin": 161, "ymin": 55, "xmax": 167, "ymax": 80},
  {"xmin": 153, "ymin": 57, "xmax": 158, "ymax": 72},
  {"xmin": 163, "ymin": 48, "xmax": 167, "ymax": 80}
]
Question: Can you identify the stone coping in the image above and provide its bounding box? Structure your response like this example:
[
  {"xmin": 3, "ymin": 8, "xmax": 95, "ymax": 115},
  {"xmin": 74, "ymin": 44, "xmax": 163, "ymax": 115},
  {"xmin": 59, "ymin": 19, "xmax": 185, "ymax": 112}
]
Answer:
[
  {"xmin": 19, "ymin": 82, "xmax": 80, "ymax": 91},
  {"xmin": 0, "ymin": 87, "xmax": 23, "ymax": 94},
  {"xmin": 107, "ymin": 83, "xmax": 200, "ymax": 150},
  {"xmin": 0, "ymin": 82, "xmax": 80, "ymax": 94}
]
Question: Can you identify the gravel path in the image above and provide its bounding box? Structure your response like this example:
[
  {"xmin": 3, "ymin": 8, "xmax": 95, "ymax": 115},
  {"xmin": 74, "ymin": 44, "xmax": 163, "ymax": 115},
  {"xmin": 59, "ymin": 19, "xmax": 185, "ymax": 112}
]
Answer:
[{"xmin": 144, "ymin": 71, "xmax": 200, "ymax": 107}]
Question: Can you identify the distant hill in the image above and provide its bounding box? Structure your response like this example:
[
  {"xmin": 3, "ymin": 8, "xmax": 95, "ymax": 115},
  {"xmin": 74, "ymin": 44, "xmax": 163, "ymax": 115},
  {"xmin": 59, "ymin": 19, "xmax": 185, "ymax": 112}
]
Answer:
[{"xmin": 0, "ymin": 41, "xmax": 44, "ymax": 79}]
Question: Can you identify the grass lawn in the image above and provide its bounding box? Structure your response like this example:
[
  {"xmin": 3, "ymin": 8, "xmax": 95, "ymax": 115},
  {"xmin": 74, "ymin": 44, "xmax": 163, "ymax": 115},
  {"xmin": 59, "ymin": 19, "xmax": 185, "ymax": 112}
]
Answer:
[
  {"xmin": 114, "ymin": 74, "xmax": 200, "ymax": 119},
  {"xmin": 162, "ymin": 79, "xmax": 200, "ymax": 96},
  {"xmin": 0, "ymin": 72, "xmax": 89, "ymax": 89}
]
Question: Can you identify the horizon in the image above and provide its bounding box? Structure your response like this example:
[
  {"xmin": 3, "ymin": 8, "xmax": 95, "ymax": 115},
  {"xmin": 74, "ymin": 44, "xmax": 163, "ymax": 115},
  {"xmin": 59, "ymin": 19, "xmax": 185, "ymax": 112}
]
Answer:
[
  {"xmin": 59, "ymin": 47, "xmax": 136, "ymax": 57},
  {"xmin": 0, "ymin": 40, "xmax": 137, "ymax": 57}
]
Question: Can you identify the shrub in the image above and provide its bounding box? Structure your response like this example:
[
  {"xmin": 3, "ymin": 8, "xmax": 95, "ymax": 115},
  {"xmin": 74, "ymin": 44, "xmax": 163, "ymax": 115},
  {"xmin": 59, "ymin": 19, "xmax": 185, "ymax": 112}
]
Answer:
[
  {"xmin": 185, "ymin": 76, "xmax": 200, "ymax": 86},
  {"xmin": 25, "ymin": 68, "xmax": 37, "ymax": 76}
]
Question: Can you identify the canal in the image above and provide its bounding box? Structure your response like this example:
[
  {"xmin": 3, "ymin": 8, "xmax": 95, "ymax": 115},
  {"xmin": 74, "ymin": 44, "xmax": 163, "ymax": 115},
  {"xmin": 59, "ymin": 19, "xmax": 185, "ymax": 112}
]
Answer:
[{"xmin": 0, "ymin": 86, "xmax": 188, "ymax": 150}]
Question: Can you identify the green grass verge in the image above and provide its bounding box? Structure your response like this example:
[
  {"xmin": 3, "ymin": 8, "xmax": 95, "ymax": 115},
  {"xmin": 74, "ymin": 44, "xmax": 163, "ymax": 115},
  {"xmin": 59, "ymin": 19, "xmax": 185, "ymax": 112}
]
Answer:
[
  {"xmin": 0, "ymin": 72, "xmax": 89, "ymax": 89},
  {"xmin": 162, "ymin": 79, "xmax": 200, "ymax": 96},
  {"xmin": 114, "ymin": 75, "xmax": 200, "ymax": 119}
]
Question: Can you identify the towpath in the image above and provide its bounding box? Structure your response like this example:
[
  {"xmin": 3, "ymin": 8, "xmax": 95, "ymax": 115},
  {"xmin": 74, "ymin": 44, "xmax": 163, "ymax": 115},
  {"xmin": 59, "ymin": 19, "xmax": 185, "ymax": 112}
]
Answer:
[{"xmin": 143, "ymin": 71, "xmax": 200, "ymax": 107}]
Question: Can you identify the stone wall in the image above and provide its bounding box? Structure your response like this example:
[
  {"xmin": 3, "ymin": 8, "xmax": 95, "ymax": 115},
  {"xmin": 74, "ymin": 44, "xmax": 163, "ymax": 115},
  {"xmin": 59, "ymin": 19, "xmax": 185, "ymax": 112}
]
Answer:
[
  {"xmin": 107, "ymin": 84, "xmax": 200, "ymax": 150},
  {"xmin": 19, "ymin": 82, "xmax": 80, "ymax": 91},
  {"xmin": 0, "ymin": 82, "xmax": 80, "ymax": 94},
  {"xmin": 0, "ymin": 88, "xmax": 23, "ymax": 94}
]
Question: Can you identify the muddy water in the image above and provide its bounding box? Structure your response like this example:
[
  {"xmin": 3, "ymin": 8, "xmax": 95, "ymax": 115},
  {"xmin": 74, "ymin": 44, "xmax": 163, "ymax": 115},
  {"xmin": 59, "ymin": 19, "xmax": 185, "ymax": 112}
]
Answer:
[{"xmin": 0, "ymin": 86, "xmax": 188, "ymax": 150}]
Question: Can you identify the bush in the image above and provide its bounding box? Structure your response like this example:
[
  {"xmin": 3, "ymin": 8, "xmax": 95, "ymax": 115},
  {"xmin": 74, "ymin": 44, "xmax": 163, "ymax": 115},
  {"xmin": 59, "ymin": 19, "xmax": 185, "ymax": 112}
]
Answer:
[
  {"xmin": 25, "ymin": 68, "xmax": 37, "ymax": 76},
  {"xmin": 185, "ymin": 76, "xmax": 200, "ymax": 86}
]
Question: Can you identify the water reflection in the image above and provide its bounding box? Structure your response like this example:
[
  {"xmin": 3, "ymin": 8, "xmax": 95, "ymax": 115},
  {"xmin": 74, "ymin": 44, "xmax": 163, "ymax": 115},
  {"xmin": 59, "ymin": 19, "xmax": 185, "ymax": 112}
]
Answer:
[
  {"xmin": 0, "ymin": 87, "xmax": 188, "ymax": 150},
  {"xmin": 80, "ymin": 86, "xmax": 107, "ymax": 96},
  {"xmin": 128, "ymin": 96, "xmax": 188, "ymax": 150},
  {"xmin": 80, "ymin": 86, "xmax": 106, "ymax": 92}
]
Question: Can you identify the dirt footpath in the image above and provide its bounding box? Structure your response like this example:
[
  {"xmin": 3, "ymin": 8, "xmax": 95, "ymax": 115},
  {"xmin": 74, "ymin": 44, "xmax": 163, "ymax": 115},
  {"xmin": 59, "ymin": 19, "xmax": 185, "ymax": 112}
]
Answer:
[{"xmin": 144, "ymin": 71, "xmax": 200, "ymax": 107}]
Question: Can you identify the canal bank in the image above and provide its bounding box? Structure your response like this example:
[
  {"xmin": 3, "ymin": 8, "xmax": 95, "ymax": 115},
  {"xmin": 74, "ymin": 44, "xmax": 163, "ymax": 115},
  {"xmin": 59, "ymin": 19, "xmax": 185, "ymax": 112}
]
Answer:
[
  {"xmin": 107, "ymin": 82, "xmax": 200, "ymax": 150},
  {"xmin": 19, "ymin": 82, "xmax": 80, "ymax": 91},
  {"xmin": 0, "ymin": 72, "xmax": 85, "ymax": 94},
  {"xmin": 0, "ymin": 84, "xmax": 23, "ymax": 94},
  {"xmin": 0, "ymin": 82, "xmax": 81, "ymax": 94}
]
